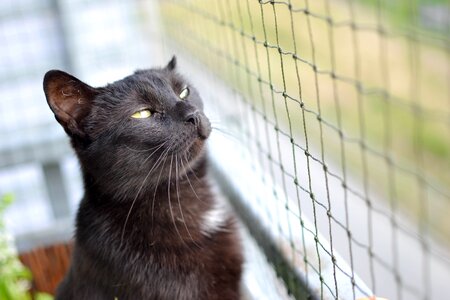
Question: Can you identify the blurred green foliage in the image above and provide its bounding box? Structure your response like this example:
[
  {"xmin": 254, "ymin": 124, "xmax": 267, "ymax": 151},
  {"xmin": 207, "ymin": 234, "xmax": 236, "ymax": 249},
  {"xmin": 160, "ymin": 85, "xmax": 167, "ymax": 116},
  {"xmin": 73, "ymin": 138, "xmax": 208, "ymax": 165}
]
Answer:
[{"xmin": 0, "ymin": 194, "xmax": 53, "ymax": 300}]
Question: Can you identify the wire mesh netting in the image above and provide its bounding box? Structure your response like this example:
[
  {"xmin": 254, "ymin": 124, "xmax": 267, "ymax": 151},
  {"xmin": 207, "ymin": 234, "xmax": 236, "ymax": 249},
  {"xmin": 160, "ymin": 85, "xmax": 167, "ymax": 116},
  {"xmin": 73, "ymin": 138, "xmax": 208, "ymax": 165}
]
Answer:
[{"xmin": 158, "ymin": 0, "xmax": 450, "ymax": 299}]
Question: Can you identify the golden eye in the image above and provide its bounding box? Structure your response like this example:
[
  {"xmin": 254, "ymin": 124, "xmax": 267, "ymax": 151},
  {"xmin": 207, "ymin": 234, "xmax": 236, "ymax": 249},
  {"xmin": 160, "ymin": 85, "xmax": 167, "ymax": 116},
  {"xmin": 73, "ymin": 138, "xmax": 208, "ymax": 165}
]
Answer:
[
  {"xmin": 179, "ymin": 86, "xmax": 189, "ymax": 100},
  {"xmin": 131, "ymin": 109, "xmax": 151, "ymax": 119}
]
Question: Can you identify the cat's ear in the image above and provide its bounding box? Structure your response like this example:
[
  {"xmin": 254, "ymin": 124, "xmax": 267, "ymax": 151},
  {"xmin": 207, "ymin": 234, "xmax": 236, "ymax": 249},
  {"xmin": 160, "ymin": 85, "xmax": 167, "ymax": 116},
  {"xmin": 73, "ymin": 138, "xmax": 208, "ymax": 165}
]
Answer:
[
  {"xmin": 43, "ymin": 70, "xmax": 99, "ymax": 137},
  {"xmin": 165, "ymin": 56, "xmax": 177, "ymax": 71}
]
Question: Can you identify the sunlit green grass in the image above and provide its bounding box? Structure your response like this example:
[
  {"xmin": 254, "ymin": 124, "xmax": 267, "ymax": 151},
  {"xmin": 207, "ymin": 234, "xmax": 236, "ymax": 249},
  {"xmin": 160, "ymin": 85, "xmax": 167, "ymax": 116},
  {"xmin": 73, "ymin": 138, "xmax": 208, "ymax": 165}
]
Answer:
[{"xmin": 159, "ymin": 0, "xmax": 450, "ymax": 244}]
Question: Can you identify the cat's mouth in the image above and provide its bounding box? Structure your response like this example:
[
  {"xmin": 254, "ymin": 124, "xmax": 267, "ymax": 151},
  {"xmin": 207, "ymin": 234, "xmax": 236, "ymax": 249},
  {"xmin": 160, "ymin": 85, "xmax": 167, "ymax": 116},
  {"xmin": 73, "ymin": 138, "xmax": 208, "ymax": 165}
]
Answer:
[
  {"xmin": 178, "ymin": 116, "xmax": 211, "ymax": 162},
  {"xmin": 198, "ymin": 126, "xmax": 210, "ymax": 140},
  {"xmin": 186, "ymin": 130, "xmax": 209, "ymax": 157}
]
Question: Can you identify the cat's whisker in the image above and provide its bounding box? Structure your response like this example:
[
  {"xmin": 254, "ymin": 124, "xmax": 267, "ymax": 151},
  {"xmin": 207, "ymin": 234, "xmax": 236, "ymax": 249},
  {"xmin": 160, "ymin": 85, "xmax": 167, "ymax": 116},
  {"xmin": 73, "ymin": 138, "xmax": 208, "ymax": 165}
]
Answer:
[
  {"xmin": 140, "ymin": 141, "xmax": 170, "ymax": 166},
  {"xmin": 175, "ymin": 154, "xmax": 202, "ymax": 249},
  {"xmin": 208, "ymin": 121, "xmax": 230, "ymax": 128},
  {"xmin": 119, "ymin": 145, "xmax": 172, "ymax": 247},
  {"xmin": 124, "ymin": 140, "xmax": 168, "ymax": 153},
  {"xmin": 182, "ymin": 155, "xmax": 202, "ymax": 184},
  {"xmin": 208, "ymin": 118, "xmax": 223, "ymax": 123},
  {"xmin": 211, "ymin": 125, "xmax": 235, "ymax": 135},
  {"xmin": 151, "ymin": 152, "xmax": 170, "ymax": 226},
  {"xmin": 180, "ymin": 155, "xmax": 200, "ymax": 183},
  {"xmin": 211, "ymin": 127, "xmax": 240, "ymax": 142},
  {"xmin": 167, "ymin": 155, "xmax": 188, "ymax": 248},
  {"xmin": 180, "ymin": 156, "xmax": 207, "ymax": 205}
]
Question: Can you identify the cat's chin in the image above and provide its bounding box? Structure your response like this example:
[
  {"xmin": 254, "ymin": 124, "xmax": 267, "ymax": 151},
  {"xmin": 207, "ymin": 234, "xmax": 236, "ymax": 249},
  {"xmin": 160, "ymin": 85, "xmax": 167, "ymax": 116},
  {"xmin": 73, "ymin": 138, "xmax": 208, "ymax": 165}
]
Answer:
[{"xmin": 186, "ymin": 138, "xmax": 206, "ymax": 161}]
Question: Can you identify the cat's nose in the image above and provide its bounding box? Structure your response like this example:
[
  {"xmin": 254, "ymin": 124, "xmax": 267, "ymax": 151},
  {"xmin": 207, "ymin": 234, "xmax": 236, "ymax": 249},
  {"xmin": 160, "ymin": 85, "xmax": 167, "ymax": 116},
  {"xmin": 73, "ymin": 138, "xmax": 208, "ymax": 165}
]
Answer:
[
  {"xmin": 184, "ymin": 110, "xmax": 211, "ymax": 139},
  {"xmin": 174, "ymin": 101, "xmax": 210, "ymax": 139},
  {"xmin": 184, "ymin": 111, "xmax": 200, "ymax": 126}
]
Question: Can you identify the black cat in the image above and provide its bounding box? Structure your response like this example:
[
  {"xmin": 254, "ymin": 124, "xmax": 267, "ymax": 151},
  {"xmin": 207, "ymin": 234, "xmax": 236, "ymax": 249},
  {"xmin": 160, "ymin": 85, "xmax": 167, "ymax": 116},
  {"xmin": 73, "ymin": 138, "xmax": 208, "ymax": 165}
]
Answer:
[{"xmin": 43, "ymin": 57, "xmax": 243, "ymax": 300}]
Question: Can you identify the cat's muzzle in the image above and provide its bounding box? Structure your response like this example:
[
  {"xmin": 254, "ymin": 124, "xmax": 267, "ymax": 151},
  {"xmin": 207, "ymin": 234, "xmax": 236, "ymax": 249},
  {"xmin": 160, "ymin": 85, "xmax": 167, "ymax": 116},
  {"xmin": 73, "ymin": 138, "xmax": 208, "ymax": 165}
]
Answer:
[{"xmin": 196, "ymin": 114, "xmax": 211, "ymax": 140}]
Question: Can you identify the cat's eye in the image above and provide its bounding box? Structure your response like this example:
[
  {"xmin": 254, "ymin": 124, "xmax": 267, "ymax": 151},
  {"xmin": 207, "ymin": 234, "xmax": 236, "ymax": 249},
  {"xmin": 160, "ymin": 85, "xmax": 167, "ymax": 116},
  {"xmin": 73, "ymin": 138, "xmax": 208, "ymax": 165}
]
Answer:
[
  {"xmin": 179, "ymin": 86, "xmax": 189, "ymax": 100},
  {"xmin": 131, "ymin": 109, "xmax": 152, "ymax": 119}
]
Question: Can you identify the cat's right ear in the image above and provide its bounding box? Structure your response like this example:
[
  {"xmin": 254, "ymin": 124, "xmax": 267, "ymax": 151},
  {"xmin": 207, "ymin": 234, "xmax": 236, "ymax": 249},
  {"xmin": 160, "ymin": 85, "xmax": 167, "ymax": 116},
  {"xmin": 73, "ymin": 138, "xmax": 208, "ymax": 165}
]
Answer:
[{"xmin": 43, "ymin": 70, "xmax": 99, "ymax": 138}]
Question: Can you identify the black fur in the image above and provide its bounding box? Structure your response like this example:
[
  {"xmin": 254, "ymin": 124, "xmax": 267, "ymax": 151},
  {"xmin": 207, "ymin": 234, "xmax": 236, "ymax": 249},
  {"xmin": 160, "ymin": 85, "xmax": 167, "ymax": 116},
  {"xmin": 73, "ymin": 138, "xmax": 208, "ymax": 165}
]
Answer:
[{"xmin": 43, "ymin": 58, "xmax": 243, "ymax": 300}]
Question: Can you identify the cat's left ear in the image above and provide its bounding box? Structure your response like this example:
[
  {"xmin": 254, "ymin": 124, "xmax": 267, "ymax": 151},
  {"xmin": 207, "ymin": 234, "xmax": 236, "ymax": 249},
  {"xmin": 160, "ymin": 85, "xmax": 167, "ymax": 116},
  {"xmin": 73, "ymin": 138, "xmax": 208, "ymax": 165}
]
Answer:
[
  {"xmin": 43, "ymin": 70, "xmax": 100, "ymax": 138},
  {"xmin": 165, "ymin": 56, "xmax": 177, "ymax": 71}
]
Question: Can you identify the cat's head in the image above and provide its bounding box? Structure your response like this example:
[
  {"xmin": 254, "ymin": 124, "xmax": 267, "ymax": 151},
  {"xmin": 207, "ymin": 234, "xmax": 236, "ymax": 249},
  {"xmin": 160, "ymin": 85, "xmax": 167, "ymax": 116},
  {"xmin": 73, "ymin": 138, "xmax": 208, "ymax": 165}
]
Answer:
[{"xmin": 43, "ymin": 57, "xmax": 211, "ymax": 198}]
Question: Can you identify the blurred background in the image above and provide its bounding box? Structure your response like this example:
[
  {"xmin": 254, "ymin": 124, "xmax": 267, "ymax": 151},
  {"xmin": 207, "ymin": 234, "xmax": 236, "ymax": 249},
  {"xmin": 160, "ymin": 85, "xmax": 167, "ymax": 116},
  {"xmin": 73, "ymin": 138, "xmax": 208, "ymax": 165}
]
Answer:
[{"xmin": 0, "ymin": 0, "xmax": 449, "ymax": 299}]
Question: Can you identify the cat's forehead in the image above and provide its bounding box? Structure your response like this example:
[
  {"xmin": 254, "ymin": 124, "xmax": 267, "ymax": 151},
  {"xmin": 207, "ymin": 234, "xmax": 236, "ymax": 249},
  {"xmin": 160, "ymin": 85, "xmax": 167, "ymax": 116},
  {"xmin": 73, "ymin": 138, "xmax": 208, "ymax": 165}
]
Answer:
[
  {"xmin": 106, "ymin": 69, "xmax": 179, "ymax": 96},
  {"xmin": 99, "ymin": 69, "xmax": 190, "ymax": 109},
  {"xmin": 132, "ymin": 68, "xmax": 184, "ymax": 87}
]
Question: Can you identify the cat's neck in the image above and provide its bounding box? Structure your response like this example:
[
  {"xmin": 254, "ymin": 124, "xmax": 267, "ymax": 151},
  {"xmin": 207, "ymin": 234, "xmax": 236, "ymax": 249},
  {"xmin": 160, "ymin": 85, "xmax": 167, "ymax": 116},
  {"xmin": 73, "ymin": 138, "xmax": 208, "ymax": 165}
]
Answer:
[
  {"xmin": 80, "ymin": 155, "xmax": 214, "ymax": 222},
  {"xmin": 76, "ymin": 156, "xmax": 220, "ymax": 247}
]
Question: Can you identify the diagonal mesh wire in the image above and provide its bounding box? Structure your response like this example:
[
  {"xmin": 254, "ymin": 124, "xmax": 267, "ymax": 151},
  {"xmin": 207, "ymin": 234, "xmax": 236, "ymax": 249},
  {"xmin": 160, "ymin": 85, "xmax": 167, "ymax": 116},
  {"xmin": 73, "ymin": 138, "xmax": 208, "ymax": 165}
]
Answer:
[{"xmin": 157, "ymin": 0, "xmax": 450, "ymax": 299}]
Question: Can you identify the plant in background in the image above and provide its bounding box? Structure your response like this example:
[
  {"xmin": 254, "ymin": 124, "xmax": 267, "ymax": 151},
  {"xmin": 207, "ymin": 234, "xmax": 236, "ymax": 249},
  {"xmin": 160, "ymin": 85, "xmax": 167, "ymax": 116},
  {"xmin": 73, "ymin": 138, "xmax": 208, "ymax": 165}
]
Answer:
[{"xmin": 0, "ymin": 193, "xmax": 52, "ymax": 300}]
